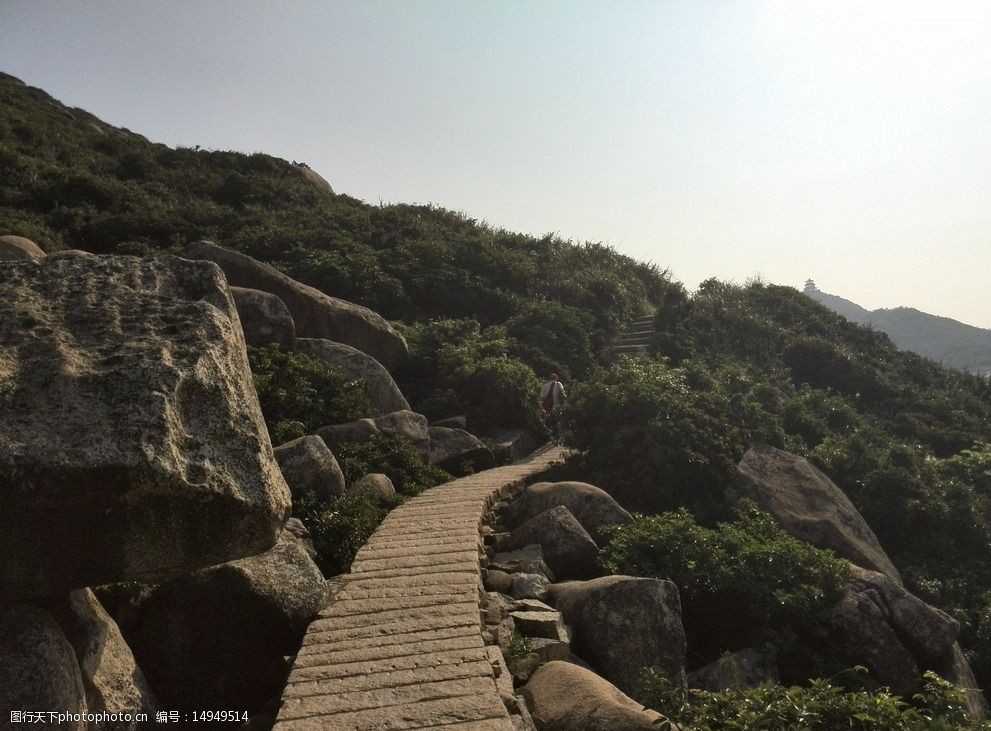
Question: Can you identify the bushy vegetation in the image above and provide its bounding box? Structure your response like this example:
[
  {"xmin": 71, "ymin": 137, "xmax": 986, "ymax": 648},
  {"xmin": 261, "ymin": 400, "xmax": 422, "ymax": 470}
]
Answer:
[
  {"xmin": 640, "ymin": 668, "xmax": 989, "ymax": 731},
  {"xmin": 8, "ymin": 72, "xmax": 991, "ymax": 701},
  {"xmin": 247, "ymin": 344, "xmax": 374, "ymax": 444},
  {"xmin": 600, "ymin": 504, "xmax": 850, "ymax": 672},
  {"xmin": 335, "ymin": 436, "xmax": 451, "ymax": 497}
]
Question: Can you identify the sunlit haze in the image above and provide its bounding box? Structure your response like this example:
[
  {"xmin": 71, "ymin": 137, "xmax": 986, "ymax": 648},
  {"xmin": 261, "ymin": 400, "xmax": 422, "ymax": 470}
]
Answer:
[{"xmin": 2, "ymin": 1, "xmax": 989, "ymax": 327}]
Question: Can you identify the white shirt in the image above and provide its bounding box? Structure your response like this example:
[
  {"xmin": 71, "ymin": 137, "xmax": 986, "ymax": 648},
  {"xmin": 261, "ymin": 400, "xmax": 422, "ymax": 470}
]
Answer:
[{"xmin": 540, "ymin": 380, "xmax": 566, "ymax": 409}]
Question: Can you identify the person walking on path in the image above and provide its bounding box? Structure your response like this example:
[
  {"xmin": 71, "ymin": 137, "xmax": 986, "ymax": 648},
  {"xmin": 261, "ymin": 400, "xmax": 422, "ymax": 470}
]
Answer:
[{"xmin": 540, "ymin": 373, "xmax": 567, "ymax": 440}]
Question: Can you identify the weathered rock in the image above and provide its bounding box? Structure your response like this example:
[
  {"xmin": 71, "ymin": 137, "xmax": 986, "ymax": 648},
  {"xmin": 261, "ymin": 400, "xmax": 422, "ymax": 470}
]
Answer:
[
  {"xmin": 733, "ymin": 444, "xmax": 902, "ymax": 583},
  {"xmin": 500, "ymin": 506, "xmax": 599, "ymax": 581},
  {"xmin": 510, "ymin": 573, "xmax": 551, "ymax": 601},
  {"xmin": 48, "ymin": 589, "xmax": 157, "ymax": 724},
  {"xmin": 688, "ymin": 648, "xmax": 780, "ymax": 692},
  {"xmin": 849, "ymin": 564, "xmax": 958, "ymax": 661},
  {"xmin": 291, "ymin": 163, "xmax": 334, "ymax": 194},
  {"xmin": 492, "ymin": 544, "xmax": 556, "ymax": 581},
  {"xmin": 317, "ymin": 409, "xmax": 431, "ymax": 460},
  {"xmin": 0, "ymin": 255, "xmax": 290, "ymax": 601},
  {"xmin": 0, "ymin": 604, "xmax": 87, "ymax": 728},
  {"xmin": 282, "ymin": 517, "xmax": 319, "ymax": 562},
  {"xmin": 933, "ymin": 642, "xmax": 990, "ymax": 721},
  {"xmin": 483, "ymin": 568, "xmax": 513, "ymax": 593},
  {"xmin": 504, "ymin": 481, "xmax": 633, "ymax": 544},
  {"xmin": 432, "ymin": 415, "xmax": 467, "ymax": 429},
  {"xmin": 510, "ymin": 610, "xmax": 567, "ymax": 641},
  {"xmin": 429, "ymin": 426, "xmax": 496, "ymax": 474},
  {"xmin": 296, "ymin": 337, "xmax": 409, "ymax": 415},
  {"xmin": 0, "ymin": 234, "xmax": 45, "ymax": 260},
  {"xmin": 134, "ymin": 527, "xmax": 328, "ymax": 711},
  {"xmin": 483, "ymin": 428, "xmax": 541, "ymax": 464},
  {"xmin": 230, "ymin": 286, "xmax": 295, "ymax": 350},
  {"xmin": 350, "ymin": 473, "xmax": 397, "ymax": 501},
  {"xmin": 548, "ymin": 575, "xmax": 686, "ymax": 702},
  {"xmin": 830, "ymin": 587, "xmax": 921, "ymax": 695},
  {"xmin": 523, "ymin": 661, "xmax": 677, "ymax": 731},
  {"xmin": 274, "ymin": 435, "xmax": 346, "ymax": 502},
  {"xmin": 48, "ymin": 249, "xmax": 94, "ymax": 258},
  {"xmin": 186, "ymin": 240, "xmax": 407, "ymax": 370}
]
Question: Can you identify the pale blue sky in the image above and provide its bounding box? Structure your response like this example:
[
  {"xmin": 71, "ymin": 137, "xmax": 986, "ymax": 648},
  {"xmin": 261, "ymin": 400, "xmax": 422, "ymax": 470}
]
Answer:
[{"xmin": 2, "ymin": 1, "xmax": 989, "ymax": 327}]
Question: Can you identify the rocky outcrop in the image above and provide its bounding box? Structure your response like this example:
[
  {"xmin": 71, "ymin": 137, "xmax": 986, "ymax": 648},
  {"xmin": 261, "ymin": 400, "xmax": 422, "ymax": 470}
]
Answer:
[
  {"xmin": 933, "ymin": 643, "xmax": 990, "ymax": 721},
  {"xmin": 429, "ymin": 426, "xmax": 495, "ymax": 474},
  {"xmin": 504, "ymin": 481, "xmax": 633, "ymax": 544},
  {"xmin": 133, "ymin": 528, "xmax": 327, "ymax": 712},
  {"xmin": 733, "ymin": 444, "xmax": 902, "ymax": 583},
  {"xmin": 317, "ymin": 409, "xmax": 431, "ymax": 459},
  {"xmin": 0, "ymin": 255, "xmax": 290, "ymax": 601},
  {"xmin": 291, "ymin": 164, "xmax": 334, "ymax": 194},
  {"xmin": 350, "ymin": 472, "xmax": 397, "ymax": 501},
  {"xmin": 0, "ymin": 234, "xmax": 45, "ymax": 260},
  {"xmin": 499, "ymin": 506, "xmax": 599, "ymax": 581},
  {"xmin": 483, "ymin": 428, "xmax": 541, "ymax": 464},
  {"xmin": 230, "ymin": 286, "xmax": 296, "ymax": 350},
  {"xmin": 0, "ymin": 604, "xmax": 87, "ymax": 728},
  {"xmin": 689, "ymin": 648, "xmax": 780, "ymax": 691},
  {"xmin": 830, "ymin": 586, "xmax": 921, "ymax": 695},
  {"xmin": 547, "ymin": 575, "xmax": 686, "ymax": 702},
  {"xmin": 48, "ymin": 589, "xmax": 157, "ymax": 724},
  {"xmin": 296, "ymin": 337, "xmax": 409, "ymax": 415},
  {"xmin": 185, "ymin": 240, "xmax": 407, "ymax": 370},
  {"xmin": 849, "ymin": 565, "xmax": 958, "ymax": 662},
  {"xmin": 523, "ymin": 661, "xmax": 678, "ymax": 731},
  {"xmin": 274, "ymin": 435, "xmax": 346, "ymax": 502}
]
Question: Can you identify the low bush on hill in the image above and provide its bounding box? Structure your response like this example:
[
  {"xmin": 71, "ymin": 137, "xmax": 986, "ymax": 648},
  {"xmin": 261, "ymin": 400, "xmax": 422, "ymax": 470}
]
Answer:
[
  {"xmin": 640, "ymin": 667, "xmax": 986, "ymax": 731},
  {"xmin": 599, "ymin": 504, "xmax": 850, "ymax": 670},
  {"xmin": 247, "ymin": 344, "xmax": 374, "ymax": 444},
  {"xmin": 335, "ymin": 436, "xmax": 451, "ymax": 497}
]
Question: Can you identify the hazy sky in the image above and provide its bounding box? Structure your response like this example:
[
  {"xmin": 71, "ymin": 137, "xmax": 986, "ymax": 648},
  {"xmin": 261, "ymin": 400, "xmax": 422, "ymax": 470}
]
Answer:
[{"xmin": 2, "ymin": 1, "xmax": 989, "ymax": 328}]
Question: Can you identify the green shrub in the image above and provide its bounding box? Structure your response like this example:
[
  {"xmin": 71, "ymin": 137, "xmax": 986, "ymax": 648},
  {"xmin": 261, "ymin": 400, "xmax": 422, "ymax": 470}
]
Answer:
[
  {"xmin": 640, "ymin": 668, "xmax": 985, "ymax": 731},
  {"xmin": 248, "ymin": 344, "xmax": 374, "ymax": 442},
  {"xmin": 561, "ymin": 355, "xmax": 778, "ymax": 514},
  {"xmin": 335, "ymin": 436, "xmax": 451, "ymax": 497},
  {"xmin": 599, "ymin": 503, "xmax": 850, "ymax": 667},
  {"xmin": 293, "ymin": 490, "xmax": 397, "ymax": 577}
]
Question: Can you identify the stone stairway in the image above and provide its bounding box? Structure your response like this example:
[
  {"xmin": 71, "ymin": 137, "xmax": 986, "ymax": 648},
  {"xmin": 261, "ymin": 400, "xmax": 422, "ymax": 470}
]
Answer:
[
  {"xmin": 612, "ymin": 313, "xmax": 655, "ymax": 355},
  {"xmin": 274, "ymin": 445, "xmax": 569, "ymax": 730}
]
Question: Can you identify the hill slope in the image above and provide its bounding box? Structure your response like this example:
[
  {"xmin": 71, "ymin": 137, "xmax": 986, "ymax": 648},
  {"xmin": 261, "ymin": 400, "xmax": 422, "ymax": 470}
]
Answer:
[{"xmin": 804, "ymin": 280, "xmax": 991, "ymax": 375}]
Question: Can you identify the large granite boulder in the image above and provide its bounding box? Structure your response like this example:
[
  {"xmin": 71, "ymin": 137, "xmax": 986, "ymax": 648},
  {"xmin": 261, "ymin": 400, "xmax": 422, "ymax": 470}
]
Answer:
[
  {"xmin": 523, "ymin": 661, "xmax": 678, "ymax": 731},
  {"xmin": 186, "ymin": 241, "xmax": 407, "ymax": 370},
  {"xmin": 0, "ymin": 604, "xmax": 87, "ymax": 728},
  {"xmin": 428, "ymin": 426, "xmax": 495, "ymax": 474},
  {"xmin": 500, "ymin": 506, "xmax": 600, "ymax": 581},
  {"xmin": 274, "ymin": 435, "xmax": 346, "ymax": 502},
  {"xmin": 504, "ymin": 481, "xmax": 633, "ymax": 544},
  {"xmin": 350, "ymin": 472, "xmax": 397, "ymax": 501},
  {"xmin": 291, "ymin": 163, "xmax": 334, "ymax": 194},
  {"xmin": 733, "ymin": 444, "xmax": 902, "ymax": 583},
  {"xmin": 933, "ymin": 643, "xmax": 990, "ymax": 721},
  {"xmin": 317, "ymin": 409, "xmax": 431, "ymax": 460},
  {"xmin": 0, "ymin": 234, "xmax": 46, "ymax": 260},
  {"xmin": 230, "ymin": 286, "xmax": 295, "ymax": 350},
  {"xmin": 133, "ymin": 528, "xmax": 328, "ymax": 712},
  {"xmin": 830, "ymin": 586, "xmax": 921, "ymax": 695},
  {"xmin": 296, "ymin": 337, "xmax": 409, "ymax": 415},
  {"xmin": 848, "ymin": 564, "xmax": 958, "ymax": 662},
  {"xmin": 0, "ymin": 255, "xmax": 290, "ymax": 601},
  {"xmin": 688, "ymin": 647, "xmax": 780, "ymax": 691},
  {"xmin": 547, "ymin": 575, "xmax": 686, "ymax": 702},
  {"xmin": 48, "ymin": 589, "xmax": 157, "ymax": 724},
  {"xmin": 483, "ymin": 428, "xmax": 541, "ymax": 464}
]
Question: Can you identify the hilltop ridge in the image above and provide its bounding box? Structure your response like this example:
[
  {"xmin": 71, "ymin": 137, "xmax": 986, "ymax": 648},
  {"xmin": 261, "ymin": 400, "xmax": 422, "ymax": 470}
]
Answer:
[{"xmin": 804, "ymin": 280, "xmax": 991, "ymax": 375}]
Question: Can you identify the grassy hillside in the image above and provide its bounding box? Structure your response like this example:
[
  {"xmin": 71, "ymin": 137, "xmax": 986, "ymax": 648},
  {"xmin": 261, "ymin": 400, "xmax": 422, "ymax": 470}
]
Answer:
[{"xmin": 5, "ymin": 71, "xmax": 991, "ymax": 700}]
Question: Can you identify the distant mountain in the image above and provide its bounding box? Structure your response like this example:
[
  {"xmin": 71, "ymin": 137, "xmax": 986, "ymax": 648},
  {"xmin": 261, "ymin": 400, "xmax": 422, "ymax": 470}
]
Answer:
[{"xmin": 803, "ymin": 280, "xmax": 991, "ymax": 375}]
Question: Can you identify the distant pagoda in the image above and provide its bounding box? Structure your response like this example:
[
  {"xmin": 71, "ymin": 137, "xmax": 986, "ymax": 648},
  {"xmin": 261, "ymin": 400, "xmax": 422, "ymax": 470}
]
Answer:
[{"xmin": 804, "ymin": 279, "xmax": 817, "ymax": 293}]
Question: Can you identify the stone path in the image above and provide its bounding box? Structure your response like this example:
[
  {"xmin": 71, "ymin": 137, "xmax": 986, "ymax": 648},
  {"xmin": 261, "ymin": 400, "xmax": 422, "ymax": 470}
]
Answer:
[
  {"xmin": 275, "ymin": 445, "xmax": 569, "ymax": 730},
  {"xmin": 612, "ymin": 314, "xmax": 655, "ymax": 356}
]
